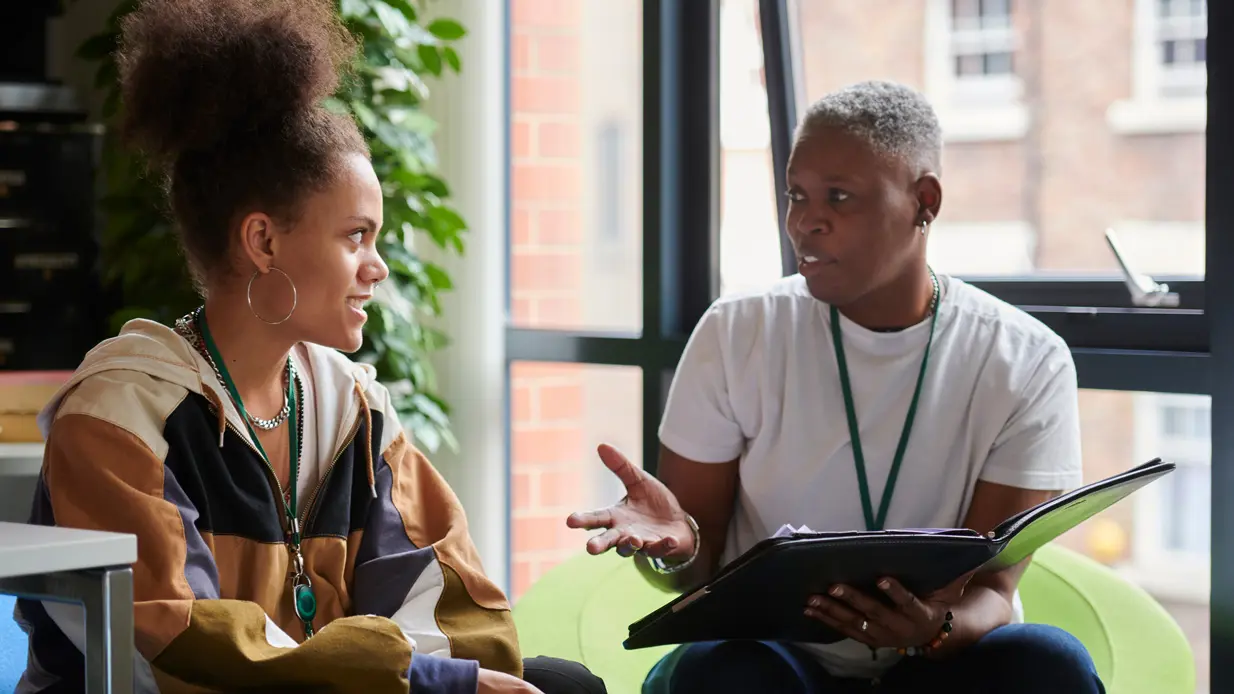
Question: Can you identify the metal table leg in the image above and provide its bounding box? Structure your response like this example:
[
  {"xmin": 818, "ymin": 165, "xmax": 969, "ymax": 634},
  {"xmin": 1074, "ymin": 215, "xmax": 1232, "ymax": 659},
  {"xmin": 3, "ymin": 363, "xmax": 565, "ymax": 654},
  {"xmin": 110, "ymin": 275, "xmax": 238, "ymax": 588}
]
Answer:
[{"xmin": 0, "ymin": 566, "xmax": 135, "ymax": 694}]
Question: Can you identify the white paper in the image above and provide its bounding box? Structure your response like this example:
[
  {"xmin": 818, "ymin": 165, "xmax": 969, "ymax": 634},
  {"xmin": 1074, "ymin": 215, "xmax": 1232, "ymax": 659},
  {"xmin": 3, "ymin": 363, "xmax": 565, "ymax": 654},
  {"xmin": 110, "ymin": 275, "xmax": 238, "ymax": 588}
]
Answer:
[{"xmin": 772, "ymin": 523, "xmax": 815, "ymax": 538}]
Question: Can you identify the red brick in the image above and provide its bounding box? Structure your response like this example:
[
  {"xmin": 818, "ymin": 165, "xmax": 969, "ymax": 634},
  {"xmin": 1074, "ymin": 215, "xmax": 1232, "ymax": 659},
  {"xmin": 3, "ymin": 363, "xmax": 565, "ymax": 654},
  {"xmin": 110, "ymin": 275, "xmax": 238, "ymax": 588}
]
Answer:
[
  {"xmin": 539, "ymin": 468, "xmax": 587, "ymax": 509},
  {"xmin": 533, "ymin": 35, "xmax": 580, "ymax": 75},
  {"xmin": 535, "ymin": 208, "xmax": 581, "ymax": 245},
  {"xmin": 512, "ymin": 470, "xmax": 535, "ymax": 509},
  {"xmin": 512, "ymin": 559, "xmax": 535, "ymax": 600},
  {"xmin": 513, "ymin": 515, "xmax": 573, "ymax": 553},
  {"xmin": 512, "ymin": 33, "xmax": 533, "ymax": 73},
  {"xmin": 511, "ymin": 0, "xmax": 581, "ymax": 29},
  {"xmin": 511, "ymin": 249, "xmax": 582, "ymax": 292},
  {"xmin": 511, "ymin": 382, "xmax": 534, "ymax": 422},
  {"xmin": 512, "ymin": 75, "xmax": 579, "ymax": 114},
  {"xmin": 511, "ymin": 362, "xmax": 580, "ymax": 382},
  {"xmin": 512, "ymin": 163, "xmax": 581, "ymax": 201},
  {"xmin": 512, "ymin": 208, "xmax": 533, "ymax": 245},
  {"xmin": 537, "ymin": 382, "xmax": 584, "ymax": 422},
  {"xmin": 530, "ymin": 296, "xmax": 583, "ymax": 327},
  {"xmin": 512, "ymin": 120, "xmax": 533, "ymax": 160},
  {"xmin": 511, "ymin": 298, "xmax": 534, "ymax": 324},
  {"xmin": 513, "ymin": 427, "xmax": 584, "ymax": 466},
  {"xmin": 536, "ymin": 121, "xmax": 580, "ymax": 158}
]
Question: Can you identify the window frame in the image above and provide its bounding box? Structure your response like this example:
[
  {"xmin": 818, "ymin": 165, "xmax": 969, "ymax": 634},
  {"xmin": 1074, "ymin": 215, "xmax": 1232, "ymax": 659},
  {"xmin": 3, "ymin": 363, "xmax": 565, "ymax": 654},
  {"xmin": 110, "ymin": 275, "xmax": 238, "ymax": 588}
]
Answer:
[{"xmin": 504, "ymin": 0, "xmax": 721, "ymax": 477}]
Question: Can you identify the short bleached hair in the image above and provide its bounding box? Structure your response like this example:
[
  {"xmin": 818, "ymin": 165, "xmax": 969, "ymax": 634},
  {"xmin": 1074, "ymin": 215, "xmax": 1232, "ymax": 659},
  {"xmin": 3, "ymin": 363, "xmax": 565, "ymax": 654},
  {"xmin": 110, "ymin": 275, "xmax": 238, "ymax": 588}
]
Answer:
[{"xmin": 796, "ymin": 80, "xmax": 943, "ymax": 175}]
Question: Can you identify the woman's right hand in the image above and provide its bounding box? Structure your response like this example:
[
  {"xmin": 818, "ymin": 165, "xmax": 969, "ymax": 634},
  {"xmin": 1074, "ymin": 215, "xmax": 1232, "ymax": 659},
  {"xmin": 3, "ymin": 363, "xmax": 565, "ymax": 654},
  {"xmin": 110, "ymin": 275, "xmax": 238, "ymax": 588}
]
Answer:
[
  {"xmin": 566, "ymin": 444, "xmax": 696, "ymax": 561},
  {"xmin": 477, "ymin": 668, "xmax": 544, "ymax": 694}
]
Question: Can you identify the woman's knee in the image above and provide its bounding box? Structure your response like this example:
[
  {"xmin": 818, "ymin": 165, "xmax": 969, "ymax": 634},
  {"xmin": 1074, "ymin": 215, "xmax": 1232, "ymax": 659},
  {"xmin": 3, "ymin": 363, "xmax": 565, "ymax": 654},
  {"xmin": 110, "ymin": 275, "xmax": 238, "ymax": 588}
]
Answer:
[
  {"xmin": 522, "ymin": 656, "xmax": 607, "ymax": 694},
  {"xmin": 969, "ymin": 624, "xmax": 1104, "ymax": 693}
]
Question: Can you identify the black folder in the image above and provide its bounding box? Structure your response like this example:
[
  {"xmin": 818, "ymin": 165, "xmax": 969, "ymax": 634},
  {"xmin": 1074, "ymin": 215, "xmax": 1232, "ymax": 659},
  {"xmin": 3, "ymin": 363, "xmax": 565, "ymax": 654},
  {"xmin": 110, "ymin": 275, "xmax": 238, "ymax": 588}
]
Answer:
[{"xmin": 623, "ymin": 458, "xmax": 1175, "ymax": 650}]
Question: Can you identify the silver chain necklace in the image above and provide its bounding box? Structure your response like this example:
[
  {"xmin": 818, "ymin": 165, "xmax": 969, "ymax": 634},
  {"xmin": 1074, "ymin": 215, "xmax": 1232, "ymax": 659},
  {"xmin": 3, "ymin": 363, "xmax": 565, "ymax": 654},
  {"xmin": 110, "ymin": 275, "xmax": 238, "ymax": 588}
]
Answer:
[{"xmin": 174, "ymin": 312, "xmax": 292, "ymax": 431}]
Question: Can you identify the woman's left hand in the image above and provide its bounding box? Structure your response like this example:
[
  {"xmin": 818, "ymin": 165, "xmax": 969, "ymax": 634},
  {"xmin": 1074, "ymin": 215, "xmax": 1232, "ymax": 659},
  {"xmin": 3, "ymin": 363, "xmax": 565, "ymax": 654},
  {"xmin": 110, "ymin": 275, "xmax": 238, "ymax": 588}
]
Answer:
[{"xmin": 804, "ymin": 575, "xmax": 967, "ymax": 650}]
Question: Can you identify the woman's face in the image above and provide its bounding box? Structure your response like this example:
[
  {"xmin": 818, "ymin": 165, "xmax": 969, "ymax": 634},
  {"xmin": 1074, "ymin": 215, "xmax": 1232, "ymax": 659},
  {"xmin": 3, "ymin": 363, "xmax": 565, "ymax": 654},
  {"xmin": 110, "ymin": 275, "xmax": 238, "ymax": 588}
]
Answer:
[
  {"xmin": 784, "ymin": 126, "xmax": 938, "ymax": 306},
  {"xmin": 247, "ymin": 151, "xmax": 389, "ymax": 353}
]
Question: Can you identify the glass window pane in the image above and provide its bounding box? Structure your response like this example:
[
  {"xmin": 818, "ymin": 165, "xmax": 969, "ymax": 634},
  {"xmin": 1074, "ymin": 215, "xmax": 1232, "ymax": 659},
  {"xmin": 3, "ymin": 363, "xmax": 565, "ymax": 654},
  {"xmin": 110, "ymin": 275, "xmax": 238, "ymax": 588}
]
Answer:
[
  {"xmin": 509, "ymin": 1, "xmax": 642, "ymax": 331},
  {"xmin": 1062, "ymin": 389, "xmax": 1208, "ymax": 691},
  {"xmin": 509, "ymin": 362, "xmax": 642, "ymax": 600},
  {"xmin": 718, "ymin": 0, "xmax": 785, "ymax": 296},
  {"xmin": 789, "ymin": 0, "xmax": 1206, "ymax": 279}
]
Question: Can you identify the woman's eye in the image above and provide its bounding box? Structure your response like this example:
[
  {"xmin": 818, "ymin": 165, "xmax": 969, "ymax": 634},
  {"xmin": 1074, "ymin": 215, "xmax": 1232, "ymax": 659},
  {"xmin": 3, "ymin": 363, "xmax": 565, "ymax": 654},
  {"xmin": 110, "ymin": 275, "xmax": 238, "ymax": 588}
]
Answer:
[
  {"xmin": 827, "ymin": 188, "xmax": 850, "ymax": 203},
  {"xmin": 784, "ymin": 189, "xmax": 806, "ymax": 203},
  {"xmin": 348, "ymin": 229, "xmax": 366, "ymax": 243}
]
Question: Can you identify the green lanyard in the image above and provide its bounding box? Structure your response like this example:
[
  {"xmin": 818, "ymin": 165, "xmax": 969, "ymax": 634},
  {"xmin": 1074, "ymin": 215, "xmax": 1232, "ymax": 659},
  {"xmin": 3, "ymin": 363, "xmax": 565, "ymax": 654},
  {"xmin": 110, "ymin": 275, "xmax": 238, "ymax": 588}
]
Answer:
[
  {"xmin": 830, "ymin": 270, "xmax": 940, "ymax": 532},
  {"xmin": 196, "ymin": 311, "xmax": 316, "ymax": 636}
]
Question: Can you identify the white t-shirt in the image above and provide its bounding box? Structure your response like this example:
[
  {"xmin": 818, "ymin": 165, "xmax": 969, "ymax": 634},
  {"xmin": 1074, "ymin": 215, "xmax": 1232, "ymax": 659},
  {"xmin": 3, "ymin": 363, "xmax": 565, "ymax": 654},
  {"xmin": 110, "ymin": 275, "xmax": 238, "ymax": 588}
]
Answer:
[{"xmin": 659, "ymin": 273, "xmax": 1083, "ymax": 678}]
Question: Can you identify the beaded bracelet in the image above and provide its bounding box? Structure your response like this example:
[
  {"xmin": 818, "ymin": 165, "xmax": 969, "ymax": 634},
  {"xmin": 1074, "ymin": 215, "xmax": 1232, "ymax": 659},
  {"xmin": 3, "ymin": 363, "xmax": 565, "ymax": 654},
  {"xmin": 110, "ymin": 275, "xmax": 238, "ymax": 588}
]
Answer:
[{"xmin": 897, "ymin": 611, "xmax": 953, "ymax": 657}]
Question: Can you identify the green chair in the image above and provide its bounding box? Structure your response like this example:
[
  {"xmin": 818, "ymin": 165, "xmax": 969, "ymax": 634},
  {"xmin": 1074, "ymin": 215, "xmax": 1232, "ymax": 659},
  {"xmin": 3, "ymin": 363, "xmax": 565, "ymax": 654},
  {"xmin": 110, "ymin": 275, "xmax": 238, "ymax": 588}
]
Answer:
[{"xmin": 512, "ymin": 544, "xmax": 1195, "ymax": 694}]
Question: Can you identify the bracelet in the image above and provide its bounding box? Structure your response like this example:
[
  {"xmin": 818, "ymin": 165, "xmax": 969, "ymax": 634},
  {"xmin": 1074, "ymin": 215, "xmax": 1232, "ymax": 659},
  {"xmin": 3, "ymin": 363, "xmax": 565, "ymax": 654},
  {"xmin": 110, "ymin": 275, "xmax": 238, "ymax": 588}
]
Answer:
[
  {"xmin": 897, "ymin": 611, "xmax": 953, "ymax": 657},
  {"xmin": 647, "ymin": 513, "xmax": 701, "ymax": 575}
]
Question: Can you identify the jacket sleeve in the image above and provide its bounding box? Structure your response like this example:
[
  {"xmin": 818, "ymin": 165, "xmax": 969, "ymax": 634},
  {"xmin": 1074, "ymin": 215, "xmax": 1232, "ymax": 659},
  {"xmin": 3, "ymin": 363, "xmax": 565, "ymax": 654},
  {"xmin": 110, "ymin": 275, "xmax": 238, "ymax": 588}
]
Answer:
[
  {"xmin": 350, "ymin": 395, "xmax": 522, "ymax": 689},
  {"xmin": 41, "ymin": 407, "xmax": 414, "ymax": 693}
]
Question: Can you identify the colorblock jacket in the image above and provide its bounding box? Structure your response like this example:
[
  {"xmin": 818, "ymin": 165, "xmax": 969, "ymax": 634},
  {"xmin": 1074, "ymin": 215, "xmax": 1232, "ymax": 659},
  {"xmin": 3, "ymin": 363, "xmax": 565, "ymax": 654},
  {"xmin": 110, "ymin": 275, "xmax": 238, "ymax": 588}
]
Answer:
[{"xmin": 14, "ymin": 319, "xmax": 520, "ymax": 693}]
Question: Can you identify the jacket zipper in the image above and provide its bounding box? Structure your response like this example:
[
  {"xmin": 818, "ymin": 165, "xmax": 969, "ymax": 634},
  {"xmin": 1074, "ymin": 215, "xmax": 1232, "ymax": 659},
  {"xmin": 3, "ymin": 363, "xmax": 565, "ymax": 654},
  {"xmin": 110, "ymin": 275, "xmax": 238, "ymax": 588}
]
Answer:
[
  {"xmin": 206, "ymin": 400, "xmax": 292, "ymax": 536},
  {"xmin": 300, "ymin": 417, "xmax": 363, "ymax": 534}
]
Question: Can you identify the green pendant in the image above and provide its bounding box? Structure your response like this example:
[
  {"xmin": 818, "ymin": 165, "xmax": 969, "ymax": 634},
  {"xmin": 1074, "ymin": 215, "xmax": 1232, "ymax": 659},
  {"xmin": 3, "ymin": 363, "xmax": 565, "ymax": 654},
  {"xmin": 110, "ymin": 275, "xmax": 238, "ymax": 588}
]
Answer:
[{"xmin": 294, "ymin": 584, "xmax": 317, "ymax": 623}]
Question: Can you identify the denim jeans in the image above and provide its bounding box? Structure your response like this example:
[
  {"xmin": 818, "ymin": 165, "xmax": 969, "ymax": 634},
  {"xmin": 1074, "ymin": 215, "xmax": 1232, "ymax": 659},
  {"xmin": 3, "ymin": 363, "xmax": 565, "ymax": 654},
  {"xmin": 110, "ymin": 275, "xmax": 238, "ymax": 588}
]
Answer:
[{"xmin": 653, "ymin": 623, "xmax": 1105, "ymax": 694}]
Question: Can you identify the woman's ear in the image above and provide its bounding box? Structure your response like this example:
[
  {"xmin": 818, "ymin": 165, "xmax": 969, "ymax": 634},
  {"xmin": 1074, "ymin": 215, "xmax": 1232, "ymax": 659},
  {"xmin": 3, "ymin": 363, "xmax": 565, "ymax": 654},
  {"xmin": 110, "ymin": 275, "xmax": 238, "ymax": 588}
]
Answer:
[
  {"xmin": 237, "ymin": 211, "xmax": 277, "ymax": 272},
  {"xmin": 915, "ymin": 173, "xmax": 943, "ymax": 226}
]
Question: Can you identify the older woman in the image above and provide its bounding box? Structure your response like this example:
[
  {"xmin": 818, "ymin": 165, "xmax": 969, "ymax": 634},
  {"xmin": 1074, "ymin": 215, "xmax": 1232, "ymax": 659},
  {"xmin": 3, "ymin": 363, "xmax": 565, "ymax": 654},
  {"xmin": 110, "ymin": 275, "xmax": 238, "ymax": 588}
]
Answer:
[{"xmin": 568, "ymin": 80, "xmax": 1102, "ymax": 693}]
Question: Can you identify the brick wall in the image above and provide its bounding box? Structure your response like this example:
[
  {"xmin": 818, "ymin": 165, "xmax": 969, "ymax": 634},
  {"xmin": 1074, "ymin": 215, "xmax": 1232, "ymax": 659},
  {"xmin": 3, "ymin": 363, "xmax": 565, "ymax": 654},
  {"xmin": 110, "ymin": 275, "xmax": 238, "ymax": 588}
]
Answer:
[{"xmin": 509, "ymin": 0, "xmax": 587, "ymax": 600}]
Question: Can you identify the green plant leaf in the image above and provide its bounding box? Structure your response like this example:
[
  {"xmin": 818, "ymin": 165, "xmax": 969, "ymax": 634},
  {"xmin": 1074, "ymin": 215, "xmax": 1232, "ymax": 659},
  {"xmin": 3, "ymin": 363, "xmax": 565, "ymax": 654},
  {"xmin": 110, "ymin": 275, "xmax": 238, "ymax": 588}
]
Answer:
[
  {"xmin": 417, "ymin": 44, "xmax": 442, "ymax": 76},
  {"xmin": 443, "ymin": 46, "xmax": 462, "ymax": 72},
  {"xmin": 427, "ymin": 18, "xmax": 466, "ymax": 41},
  {"xmin": 381, "ymin": 0, "xmax": 417, "ymax": 22}
]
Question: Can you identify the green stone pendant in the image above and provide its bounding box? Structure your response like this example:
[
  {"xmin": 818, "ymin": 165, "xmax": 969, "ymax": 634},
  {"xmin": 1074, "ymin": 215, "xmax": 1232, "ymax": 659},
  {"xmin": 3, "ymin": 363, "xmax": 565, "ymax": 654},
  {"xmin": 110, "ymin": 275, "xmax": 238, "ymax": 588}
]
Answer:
[{"xmin": 294, "ymin": 584, "xmax": 317, "ymax": 623}]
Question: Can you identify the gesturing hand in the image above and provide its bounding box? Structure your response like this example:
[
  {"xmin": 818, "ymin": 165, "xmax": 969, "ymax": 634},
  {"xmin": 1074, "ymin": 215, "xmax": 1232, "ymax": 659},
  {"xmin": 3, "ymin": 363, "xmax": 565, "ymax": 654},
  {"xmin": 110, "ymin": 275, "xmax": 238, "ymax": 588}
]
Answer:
[
  {"xmin": 565, "ymin": 444, "xmax": 695, "ymax": 562},
  {"xmin": 803, "ymin": 573, "xmax": 971, "ymax": 651}
]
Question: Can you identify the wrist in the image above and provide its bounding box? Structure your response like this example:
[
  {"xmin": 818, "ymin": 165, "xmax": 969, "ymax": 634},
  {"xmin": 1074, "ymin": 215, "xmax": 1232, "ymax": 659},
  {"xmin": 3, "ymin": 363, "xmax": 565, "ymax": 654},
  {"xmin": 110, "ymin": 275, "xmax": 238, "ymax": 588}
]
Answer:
[{"xmin": 647, "ymin": 513, "xmax": 701, "ymax": 574}]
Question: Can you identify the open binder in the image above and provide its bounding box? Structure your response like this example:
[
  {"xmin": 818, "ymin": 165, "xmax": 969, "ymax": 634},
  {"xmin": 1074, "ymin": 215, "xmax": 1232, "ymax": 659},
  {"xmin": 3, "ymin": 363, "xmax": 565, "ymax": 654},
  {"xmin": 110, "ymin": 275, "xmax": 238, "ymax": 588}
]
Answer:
[{"xmin": 624, "ymin": 458, "xmax": 1175, "ymax": 650}]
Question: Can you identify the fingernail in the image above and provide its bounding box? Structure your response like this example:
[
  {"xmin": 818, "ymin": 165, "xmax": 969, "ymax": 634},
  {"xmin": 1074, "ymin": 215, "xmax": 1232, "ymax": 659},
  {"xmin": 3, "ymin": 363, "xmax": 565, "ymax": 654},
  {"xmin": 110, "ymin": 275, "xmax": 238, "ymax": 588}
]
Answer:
[
  {"xmin": 665, "ymin": 537, "xmax": 677, "ymax": 549},
  {"xmin": 803, "ymin": 608, "xmax": 815, "ymax": 618},
  {"xmin": 879, "ymin": 580, "xmax": 890, "ymax": 590},
  {"xmin": 808, "ymin": 596, "xmax": 821, "ymax": 608},
  {"xmin": 830, "ymin": 586, "xmax": 843, "ymax": 597}
]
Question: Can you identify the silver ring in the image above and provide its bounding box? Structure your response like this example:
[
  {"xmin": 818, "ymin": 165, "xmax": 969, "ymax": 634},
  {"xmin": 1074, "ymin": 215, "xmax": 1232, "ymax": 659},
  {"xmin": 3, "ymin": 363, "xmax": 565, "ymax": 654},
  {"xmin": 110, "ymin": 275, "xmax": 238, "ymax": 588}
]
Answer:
[
  {"xmin": 247, "ymin": 266, "xmax": 298, "ymax": 325},
  {"xmin": 860, "ymin": 620, "xmax": 869, "ymax": 632}
]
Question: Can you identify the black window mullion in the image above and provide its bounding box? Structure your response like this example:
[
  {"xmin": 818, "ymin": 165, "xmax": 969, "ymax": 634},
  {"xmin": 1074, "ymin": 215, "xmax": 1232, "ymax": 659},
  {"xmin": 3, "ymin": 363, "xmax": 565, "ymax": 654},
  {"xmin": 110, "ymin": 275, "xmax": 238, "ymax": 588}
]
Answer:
[
  {"xmin": 1206, "ymin": 0, "xmax": 1234, "ymax": 686},
  {"xmin": 759, "ymin": 0, "xmax": 800, "ymax": 280},
  {"xmin": 642, "ymin": 0, "xmax": 721, "ymax": 476}
]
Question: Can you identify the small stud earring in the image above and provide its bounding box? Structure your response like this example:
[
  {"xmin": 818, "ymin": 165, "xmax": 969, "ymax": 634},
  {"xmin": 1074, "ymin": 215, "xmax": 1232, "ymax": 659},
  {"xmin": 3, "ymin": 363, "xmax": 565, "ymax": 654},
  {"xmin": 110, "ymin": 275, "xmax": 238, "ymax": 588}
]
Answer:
[{"xmin": 920, "ymin": 220, "xmax": 930, "ymax": 236}]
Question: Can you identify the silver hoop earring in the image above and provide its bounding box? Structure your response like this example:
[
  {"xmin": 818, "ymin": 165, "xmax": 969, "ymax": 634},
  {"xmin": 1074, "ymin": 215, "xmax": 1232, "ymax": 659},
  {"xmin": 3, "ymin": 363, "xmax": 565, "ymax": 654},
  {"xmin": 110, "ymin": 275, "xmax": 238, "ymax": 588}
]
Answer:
[{"xmin": 247, "ymin": 266, "xmax": 298, "ymax": 325}]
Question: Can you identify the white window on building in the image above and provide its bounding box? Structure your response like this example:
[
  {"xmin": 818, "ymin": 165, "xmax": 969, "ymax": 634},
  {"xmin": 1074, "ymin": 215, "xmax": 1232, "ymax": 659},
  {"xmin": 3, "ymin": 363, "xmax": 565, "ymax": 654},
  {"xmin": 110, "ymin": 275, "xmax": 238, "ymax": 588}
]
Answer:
[
  {"xmin": 1157, "ymin": 0, "xmax": 1208, "ymax": 98},
  {"xmin": 925, "ymin": 0, "xmax": 1028, "ymax": 142},
  {"xmin": 1127, "ymin": 392, "xmax": 1210, "ymax": 603},
  {"xmin": 1107, "ymin": 0, "xmax": 1207, "ymax": 134}
]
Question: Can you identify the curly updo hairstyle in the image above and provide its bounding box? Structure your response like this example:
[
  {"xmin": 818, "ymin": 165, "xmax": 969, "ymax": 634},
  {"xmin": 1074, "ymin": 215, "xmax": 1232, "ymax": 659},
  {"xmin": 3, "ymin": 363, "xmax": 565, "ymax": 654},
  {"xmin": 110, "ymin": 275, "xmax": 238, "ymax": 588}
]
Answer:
[{"xmin": 116, "ymin": 0, "xmax": 370, "ymax": 287}]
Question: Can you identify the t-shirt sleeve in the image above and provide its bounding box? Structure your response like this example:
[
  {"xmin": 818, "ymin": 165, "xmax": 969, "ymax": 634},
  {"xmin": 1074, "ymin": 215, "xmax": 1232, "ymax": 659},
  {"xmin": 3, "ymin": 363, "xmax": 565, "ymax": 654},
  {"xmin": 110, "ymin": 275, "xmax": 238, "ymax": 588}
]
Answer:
[
  {"xmin": 658, "ymin": 305, "xmax": 746, "ymax": 463},
  {"xmin": 978, "ymin": 342, "xmax": 1085, "ymax": 491}
]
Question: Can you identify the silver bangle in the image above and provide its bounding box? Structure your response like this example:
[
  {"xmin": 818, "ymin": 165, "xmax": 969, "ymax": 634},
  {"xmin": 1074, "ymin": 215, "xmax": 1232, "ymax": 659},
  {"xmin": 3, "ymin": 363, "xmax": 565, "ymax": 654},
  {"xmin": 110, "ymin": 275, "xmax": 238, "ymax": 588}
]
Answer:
[{"xmin": 648, "ymin": 513, "xmax": 701, "ymax": 574}]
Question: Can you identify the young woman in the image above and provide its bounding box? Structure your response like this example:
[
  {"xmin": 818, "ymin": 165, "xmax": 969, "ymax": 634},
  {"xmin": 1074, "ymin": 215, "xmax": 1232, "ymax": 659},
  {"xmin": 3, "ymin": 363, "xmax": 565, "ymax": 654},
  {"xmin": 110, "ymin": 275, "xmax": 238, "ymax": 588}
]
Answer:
[
  {"xmin": 567, "ymin": 81, "xmax": 1103, "ymax": 693},
  {"xmin": 14, "ymin": 1, "xmax": 602, "ymax": 692}
]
